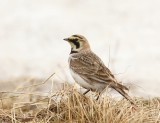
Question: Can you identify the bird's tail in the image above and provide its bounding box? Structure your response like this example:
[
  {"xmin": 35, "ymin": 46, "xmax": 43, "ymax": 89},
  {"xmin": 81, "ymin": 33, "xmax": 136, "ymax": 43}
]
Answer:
[
  {"xmin": 111, "ymin": 83, "xmax": 135, "ymax": 105},
  {"xmin": 116, "ymin": 82, "xmax": 129, "ymax": 91}
]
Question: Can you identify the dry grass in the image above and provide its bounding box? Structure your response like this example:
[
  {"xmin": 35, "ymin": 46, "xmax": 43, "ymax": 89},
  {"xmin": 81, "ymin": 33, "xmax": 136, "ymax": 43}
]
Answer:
[{"xmin": 0, "ymin": 78, "xmax": 160, "ymax": 123}]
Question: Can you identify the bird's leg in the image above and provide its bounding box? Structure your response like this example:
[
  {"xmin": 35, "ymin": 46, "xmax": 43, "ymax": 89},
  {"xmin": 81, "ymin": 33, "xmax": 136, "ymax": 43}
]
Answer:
[
  {"xmin": 96, "ymin": 88, "xmax": 107, "ymax": 100},
  {"xmin": 83, "ymin": 89, "xmax": 90, "ymax": 95},
  {"xmin": 96, "ymin": 92, "xmax": 101, "ymax": 100}
]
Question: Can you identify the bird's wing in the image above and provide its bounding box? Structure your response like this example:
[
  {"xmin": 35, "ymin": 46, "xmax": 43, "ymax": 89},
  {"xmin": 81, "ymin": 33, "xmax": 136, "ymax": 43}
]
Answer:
[{"xmin": 70, "ymin": 51, "xmax": 116, "ymax": 84}]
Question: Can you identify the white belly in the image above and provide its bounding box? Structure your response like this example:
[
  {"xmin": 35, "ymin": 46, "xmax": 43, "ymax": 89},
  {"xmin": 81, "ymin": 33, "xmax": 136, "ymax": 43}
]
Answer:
[{"xmin": 70, "ymin": 69, "xmax": 93, "ymax": 90}]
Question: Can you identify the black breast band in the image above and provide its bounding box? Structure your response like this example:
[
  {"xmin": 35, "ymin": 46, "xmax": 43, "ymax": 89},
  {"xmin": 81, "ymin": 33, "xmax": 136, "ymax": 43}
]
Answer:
[{"xmin": 70, "ymin": 50, "xmax": 78, "ymax": 54}]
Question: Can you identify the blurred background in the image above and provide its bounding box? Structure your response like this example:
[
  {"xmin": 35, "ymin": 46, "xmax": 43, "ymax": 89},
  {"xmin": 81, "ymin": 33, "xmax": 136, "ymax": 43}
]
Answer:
[{"xmin": 0, "ymin": 0, "xmax": 160, "ymax": 97}]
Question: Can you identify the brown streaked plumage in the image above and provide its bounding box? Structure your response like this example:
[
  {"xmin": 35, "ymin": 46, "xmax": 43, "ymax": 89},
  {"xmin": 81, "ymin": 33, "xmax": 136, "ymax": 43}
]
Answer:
[{"xmin": 64, "ymin": 34, "xmax": 136, "ymax": 106}]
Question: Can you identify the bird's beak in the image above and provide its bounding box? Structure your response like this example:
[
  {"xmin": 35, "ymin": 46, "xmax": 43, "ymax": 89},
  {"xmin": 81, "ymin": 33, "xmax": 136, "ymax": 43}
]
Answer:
[{"xmin": 63, "ymin": 38, "xmax": 69, "ymax": 41}]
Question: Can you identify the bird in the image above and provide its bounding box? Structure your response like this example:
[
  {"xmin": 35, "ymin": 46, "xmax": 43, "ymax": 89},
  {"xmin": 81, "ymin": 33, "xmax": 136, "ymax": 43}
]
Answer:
[{"xmin": 64, "ymin": 34, "xmax": 136, "ymax": 106}]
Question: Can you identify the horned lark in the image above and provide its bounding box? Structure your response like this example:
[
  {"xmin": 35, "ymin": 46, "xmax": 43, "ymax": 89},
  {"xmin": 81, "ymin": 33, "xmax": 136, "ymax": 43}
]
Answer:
[{"xmin": 64, "ymin": 34, "xmax": 135, "ymax": 105}]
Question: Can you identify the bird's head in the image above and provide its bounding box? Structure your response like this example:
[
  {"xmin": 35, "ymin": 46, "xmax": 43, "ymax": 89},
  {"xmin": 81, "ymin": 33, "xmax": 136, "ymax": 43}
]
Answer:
[{"xmin": 64, "ymin": 34, "xmax": 90, "ymax": 54}]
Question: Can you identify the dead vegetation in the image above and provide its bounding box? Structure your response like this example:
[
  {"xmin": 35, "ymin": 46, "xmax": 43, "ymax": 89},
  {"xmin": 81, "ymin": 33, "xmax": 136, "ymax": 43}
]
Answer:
[{"xmin": 0, "ymin": 77, "xmax": 159, "ymax": 123}]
